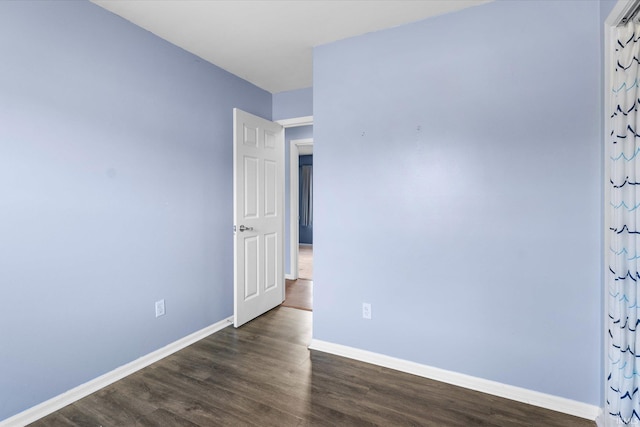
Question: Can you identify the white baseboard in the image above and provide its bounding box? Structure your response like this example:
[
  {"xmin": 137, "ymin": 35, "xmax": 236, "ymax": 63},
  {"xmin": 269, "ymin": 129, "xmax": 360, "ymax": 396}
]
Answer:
[
  {"xmin": 285, "ymin": 274, "xmax": 296, "ymax": 280},
  {"xmin": 308, "ymin": 339, "xmax": 600, "ymax": 421},
  {"xmin": 1, "ymin": 316, "xmax": 234, "ymax": 427}
]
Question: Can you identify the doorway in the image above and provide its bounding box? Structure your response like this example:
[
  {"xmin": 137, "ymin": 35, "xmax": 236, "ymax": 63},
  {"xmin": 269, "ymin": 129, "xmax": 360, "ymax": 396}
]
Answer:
[
  {"xmin": 283, "ymin": 137, "xmax": 313, "ymax": 311},
  {"xmin": 288, "ymin": 138, "xmax": 313, "ymax": 278},
  {"xmin": 297, "ymin": 146, "xmax": 313, "ymax": 280}
]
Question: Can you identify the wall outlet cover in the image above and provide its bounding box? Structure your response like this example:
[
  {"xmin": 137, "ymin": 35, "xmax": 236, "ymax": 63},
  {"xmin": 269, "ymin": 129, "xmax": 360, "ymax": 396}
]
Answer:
[
  {"xmin": 155, "ymin": 299, "xmax": 166, "ymax": 318},
  {"xmin": 362, "ymin": 302, "xmax": 371, "ymax": 320}
]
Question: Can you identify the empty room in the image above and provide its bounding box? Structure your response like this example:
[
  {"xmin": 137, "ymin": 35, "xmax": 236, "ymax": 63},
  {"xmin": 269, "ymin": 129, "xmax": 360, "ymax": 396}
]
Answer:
[{"xmin": 0, "ymin": 0, "xmax": 630, "ymax": 426}]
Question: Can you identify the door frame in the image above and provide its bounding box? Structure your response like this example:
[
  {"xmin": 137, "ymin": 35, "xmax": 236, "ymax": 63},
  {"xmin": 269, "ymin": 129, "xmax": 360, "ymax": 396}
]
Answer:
[
  {"xmin": 277, "ymin": 115, "xmax": 313, "ymax": 128},
  {"xmin": 274, "ymin": 116, "xmax": 314, "ymax": 280},
  {"xmin": 288, "ymin": 138, "xmax": 314, "ymax": 280}
]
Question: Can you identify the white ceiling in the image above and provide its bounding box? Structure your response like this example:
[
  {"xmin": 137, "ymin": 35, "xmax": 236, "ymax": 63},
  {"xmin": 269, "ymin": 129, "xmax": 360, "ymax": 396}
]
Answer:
[{"xmin": 91, "ymin": 0, "xmax": 490, "ymax": 94}]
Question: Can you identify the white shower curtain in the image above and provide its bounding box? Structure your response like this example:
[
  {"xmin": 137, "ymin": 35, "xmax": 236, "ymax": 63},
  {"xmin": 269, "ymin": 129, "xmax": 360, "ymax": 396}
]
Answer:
[{"xmin": 606, "ymin": 19, "xmax": 640, "ymax": 427}]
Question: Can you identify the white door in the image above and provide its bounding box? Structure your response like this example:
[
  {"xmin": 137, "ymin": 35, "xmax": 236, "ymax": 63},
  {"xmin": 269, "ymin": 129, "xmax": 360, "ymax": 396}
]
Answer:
[{"xmin": 233, "ymin": 108, "xmax": 285, "ymax": 327}]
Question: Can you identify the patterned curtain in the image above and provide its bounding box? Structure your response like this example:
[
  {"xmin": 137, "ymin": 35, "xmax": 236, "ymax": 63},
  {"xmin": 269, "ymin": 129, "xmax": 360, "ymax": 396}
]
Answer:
[
  {"xmin": 606, "ymin": 20, "xmax": 640, "ymax": 426},
  {"xmin": 300, "ymin": 165, "xmax": 313, "ymax": 227}
]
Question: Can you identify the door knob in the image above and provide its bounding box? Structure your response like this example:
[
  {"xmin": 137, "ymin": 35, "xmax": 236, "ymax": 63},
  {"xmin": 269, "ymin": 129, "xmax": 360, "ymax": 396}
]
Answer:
[{"xmin": 239, "ymin": 225, "xmax": 254, "ymax": 232}]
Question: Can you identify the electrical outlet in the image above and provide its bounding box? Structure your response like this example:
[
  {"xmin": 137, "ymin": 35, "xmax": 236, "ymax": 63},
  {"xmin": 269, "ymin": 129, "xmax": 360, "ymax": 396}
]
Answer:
[
  {"xmin": 362, "ymin": 302, "xmax": 371, "ymax": 320},
  {"xmin": 155, "ymin": 299, "xmax": 166, "ymax": 318}
]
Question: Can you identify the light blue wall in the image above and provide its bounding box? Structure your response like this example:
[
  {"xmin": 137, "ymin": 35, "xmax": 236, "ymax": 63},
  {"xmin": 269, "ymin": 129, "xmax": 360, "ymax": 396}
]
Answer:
[
  {"xmin": 0, "ymin": 1, "xmax": 270, "ymax": 421},
  {"xmin": 272, "ymin": 87, "xmax": 313, "ymax": 121},
  {"xmin": 314, "ymin": 0, "xmax": 602, "ymax": 406},
  {"xmin": 601, "ymin": 0, "xmax": 617, "ymax": 21},
  {"xmin": 284, "ymin": 126, "xmax": 313, "ymax": 275}
]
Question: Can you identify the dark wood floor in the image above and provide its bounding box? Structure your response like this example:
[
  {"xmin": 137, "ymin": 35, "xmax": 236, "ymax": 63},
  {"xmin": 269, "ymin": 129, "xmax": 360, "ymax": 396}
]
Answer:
[{"xmin": 31, "ymin": 307, "xmax": 594, "ymax": 426}]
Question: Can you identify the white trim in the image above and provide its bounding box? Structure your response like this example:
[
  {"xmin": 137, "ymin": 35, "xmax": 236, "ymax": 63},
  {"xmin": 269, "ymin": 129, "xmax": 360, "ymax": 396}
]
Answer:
[
  {"xmin": 289, "ymin": 138, "xmax": 313, "ymax": 279},
  {"xmin": 0, "ymin": 316, "xmax": 234, "ymax": 427},
  {"xmin": 309, "ymin": 339, "xmax": 600, "ymax": 421},
  {"xmin": 276, "ymin": 115, "xmax": 313, "ymax": 128}
]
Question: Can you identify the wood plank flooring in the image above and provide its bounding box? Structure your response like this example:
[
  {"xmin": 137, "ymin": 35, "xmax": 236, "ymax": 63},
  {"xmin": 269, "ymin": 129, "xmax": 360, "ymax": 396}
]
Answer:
[
  {"xmin": 298, "ymin": 244, "xmax": 313, "ymax": 280},
  {"xmin": 283, "ymin": 279, "xmax": 313, "ymax": 311},
  {"xmin": 30, "ymin": 307, "xmax": 594, "ymax": 426}
]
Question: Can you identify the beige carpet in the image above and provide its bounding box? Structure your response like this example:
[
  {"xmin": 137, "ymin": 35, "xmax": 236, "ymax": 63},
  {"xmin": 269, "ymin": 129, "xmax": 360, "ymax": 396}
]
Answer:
[{"xmin": 298, "ymin": 244, "xmax": 313, "ymax": 280}]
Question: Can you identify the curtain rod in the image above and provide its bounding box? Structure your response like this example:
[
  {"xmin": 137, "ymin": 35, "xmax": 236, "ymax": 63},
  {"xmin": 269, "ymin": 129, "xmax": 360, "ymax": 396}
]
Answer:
[{"xmin": 621, "ymin": 0, "xmax": 640, "ymax": 25}]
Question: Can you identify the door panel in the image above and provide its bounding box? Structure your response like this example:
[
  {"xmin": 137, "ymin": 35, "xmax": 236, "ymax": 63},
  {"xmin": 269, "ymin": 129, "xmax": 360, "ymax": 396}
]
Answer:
[
  {"xmin": 244, "ymin": 156, "xmax": 259, "ymax": 218},
  {"xmin": 233, "ymin": 108, "xmax": 285, "ymax": 327},
  {"xmin": 243, "ymin": 235, "xmax": 259, "ymax": 299},
  {"xmin": 264, "ymin": 232, "xmax": 278, "ymax": 290},
  {"xmin": 264, "ymin": 160, "xmax": 277, "ymax": 216}
]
